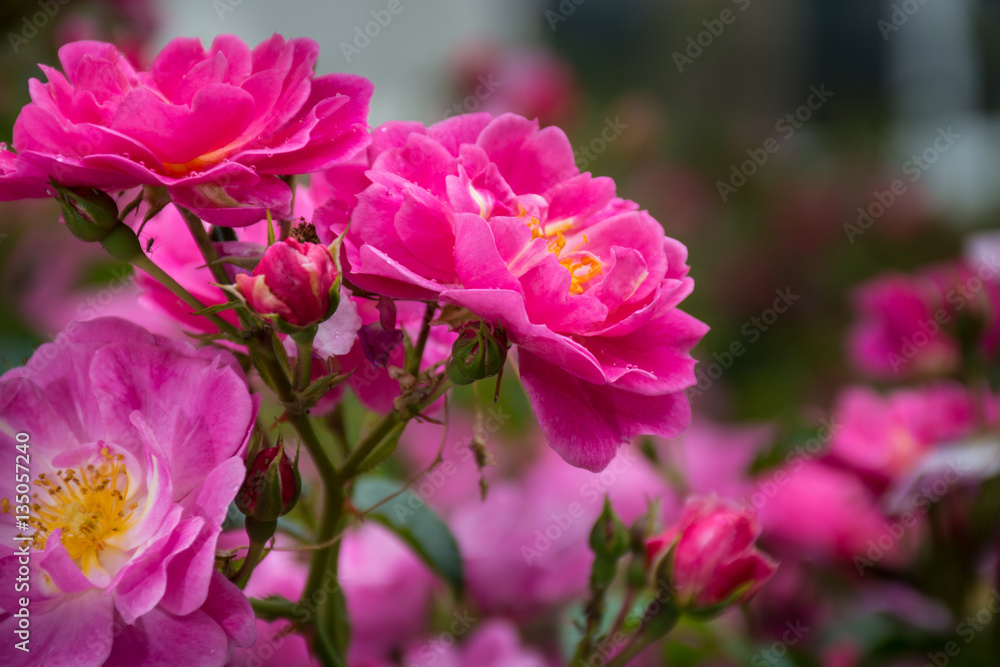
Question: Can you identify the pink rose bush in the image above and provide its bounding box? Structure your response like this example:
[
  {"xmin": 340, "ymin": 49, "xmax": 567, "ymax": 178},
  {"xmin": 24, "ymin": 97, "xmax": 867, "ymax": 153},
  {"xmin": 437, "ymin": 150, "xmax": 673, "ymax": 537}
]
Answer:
[
  {"xmin": 0, "ymin": 27, "xmax": 828, "ymax": 667},
  {"xmin": 340, "ymin": 112, "xmax": 707, "ymax": 470},
  {"xmin": 0, "ymin": 318, "xmax": 257, "ymax": 666},
  {"xmin": 0, "ymin": 34, "xmax": 372, "ymax": 225}
]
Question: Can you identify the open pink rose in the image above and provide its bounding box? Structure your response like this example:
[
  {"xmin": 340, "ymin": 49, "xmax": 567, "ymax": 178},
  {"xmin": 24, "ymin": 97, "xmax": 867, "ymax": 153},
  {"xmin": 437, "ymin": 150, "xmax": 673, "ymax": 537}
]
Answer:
[
  {"xmin": 341, "ymin": 112, "xmax": 707, "ymax": 471},
  {"xmin": 2, "ymin": 34, "xmax": 372, "ymax": 226},
  {"xmin": 0, "ymin": 317, "xmax": 258, "ymax": 666}
]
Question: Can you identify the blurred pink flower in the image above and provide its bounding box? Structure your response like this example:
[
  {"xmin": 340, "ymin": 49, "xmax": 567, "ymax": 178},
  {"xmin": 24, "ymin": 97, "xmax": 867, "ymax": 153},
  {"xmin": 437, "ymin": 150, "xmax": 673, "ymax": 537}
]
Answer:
[
  {"xmin": 648, "ymin": 496, "xmax": 777, "ymax": 610},
  {"xmin": 756, "ymin": 461, "xmax": 916, "ymax": 568},
  {"xmin": 342, "ymin": 112, "xmax": 706, "ymax": 471},
  {"xmin": 1, "ymin": 34, "xmax": 372, "ymax": 226},
  {"xmin": 447, "ymin": 443, "xmax": 674, "ymax": 618},
  {"xmin": 401, "ymin": 619, "xmax": 549, "ymax": 667},
  {"xmin": 449, "ymin": 42, "xmax": 581, "ymax": 128},
  {"xmin": 830, "ymin": 383, "xmax": 983, "ymax": 488},
  {"xmin": 341, "ymin": 523, "xmax": 438, "ymax": 663},
  {"xmin": 848, "ymin": 259, "xmax": 1000, "ymax": 378},
  {"xmin": 0, "ymin": 318, "xmax": 258, "ymax": 666}
]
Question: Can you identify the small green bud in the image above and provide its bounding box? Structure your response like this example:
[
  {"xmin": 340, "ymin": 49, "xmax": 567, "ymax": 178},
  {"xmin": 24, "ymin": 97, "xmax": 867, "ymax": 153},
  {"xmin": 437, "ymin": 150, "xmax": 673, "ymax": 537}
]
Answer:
[
  {"xmin": 52, "ymin": 182, "xmax": 120, "ymax": 242},
  {"xmin": 448, "ymin": 321, "xmax": 509, "ymax": 385}
]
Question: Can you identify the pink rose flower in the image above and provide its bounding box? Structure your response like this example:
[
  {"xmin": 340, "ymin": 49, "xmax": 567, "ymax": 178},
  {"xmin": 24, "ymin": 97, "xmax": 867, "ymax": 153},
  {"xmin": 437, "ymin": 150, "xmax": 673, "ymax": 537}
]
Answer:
[
  {"xmin": 401, "ymin": 620, "xmax": 549, "ymax": 667},
  {"xmin": 756, "ymin": 461, "xmax": 917, "ymax": 567},
  {"xmin": 848, "ymin": 259, "xmax": 1000, "ymax": 378},
  {"xmin": 0, "ymin": 317, "xmax": 258, "ymax": 666},
  {"xmin": 830, "ymin": 383, "xmax": 982, "ymax": 488},
  {"xmin": 2, "ymin": 34, "xmax": 372, "ymax": 226},
  {"xmin": 647, "ymin": 496, "xmax": 777, "ymax": 611},
  {"xmin": 341, "ymin": 112, "xmax": 707, "ymax": 471},
  {"xmin": 448, "ymin": 444, "xmax": 674, "ymax": 619},
  {"xmin": 236, "ymin": 238, "xmax": 338, "ymax": 328}
]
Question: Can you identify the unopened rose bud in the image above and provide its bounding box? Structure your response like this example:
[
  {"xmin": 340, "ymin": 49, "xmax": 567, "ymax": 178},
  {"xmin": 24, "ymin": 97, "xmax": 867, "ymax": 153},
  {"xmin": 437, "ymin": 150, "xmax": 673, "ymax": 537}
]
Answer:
[
  {"xmin": 235, "ymin": 444, "xmax": 301, "ymax": 523},
  {"xmin": 589, "ymin": 497, "xmax": 630, "ymax": 588},
  {"xmin": 448, "ymin": 321, "xmax": 509, "ymax": 385},
  {"xmin": 648, "ymin": 497, "xmax": 777, "ymax": 614},
  {"xmin": 52, "ymin": 182, "xmax": 120, "ymax": 242},
  {"xmin": 235, "ymin": 238, "xmax": 339, "ymax": 330}
]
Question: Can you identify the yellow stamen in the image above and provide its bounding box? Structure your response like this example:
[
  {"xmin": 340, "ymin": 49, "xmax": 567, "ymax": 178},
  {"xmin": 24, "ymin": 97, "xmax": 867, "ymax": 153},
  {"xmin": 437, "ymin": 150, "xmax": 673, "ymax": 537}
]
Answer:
[{"xmin": 21, "ymin": 447, "xmax": 137, "ymax": 571}]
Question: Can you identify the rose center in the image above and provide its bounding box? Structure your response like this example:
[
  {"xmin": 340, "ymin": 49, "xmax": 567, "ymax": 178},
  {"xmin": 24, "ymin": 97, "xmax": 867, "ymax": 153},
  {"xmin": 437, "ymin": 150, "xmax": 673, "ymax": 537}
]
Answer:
[
  {"xmin": 28, "ymin": 447, "xmax": 137, "ymax": 572},
  {"xmin": 523, "ymin": 214, "xmax": 603, "ymax": 294}
]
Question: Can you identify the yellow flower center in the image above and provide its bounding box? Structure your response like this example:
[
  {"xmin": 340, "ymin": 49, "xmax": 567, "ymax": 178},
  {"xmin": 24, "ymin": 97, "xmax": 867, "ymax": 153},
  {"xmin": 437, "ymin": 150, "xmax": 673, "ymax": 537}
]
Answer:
[
  {"xmin": 5, "ymin": 447, "xmax": 137, "ymax": 573},
  {"xmin": 521, "ymin": 207, "xmax": 603, "ymax": 294}
]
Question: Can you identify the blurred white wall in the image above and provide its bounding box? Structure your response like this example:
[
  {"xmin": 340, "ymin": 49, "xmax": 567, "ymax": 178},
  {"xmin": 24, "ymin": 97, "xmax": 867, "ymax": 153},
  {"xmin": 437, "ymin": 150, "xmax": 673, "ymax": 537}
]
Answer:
[{"xmin": 158, "ymin": 0, "xmax": 537, "ymax": 125}]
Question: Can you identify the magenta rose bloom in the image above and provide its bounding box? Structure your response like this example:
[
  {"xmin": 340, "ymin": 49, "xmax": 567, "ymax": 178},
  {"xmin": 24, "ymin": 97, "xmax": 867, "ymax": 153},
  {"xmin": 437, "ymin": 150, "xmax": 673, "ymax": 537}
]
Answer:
[
  {"xmin": 2, "ymin": 34, "xmax": 372, "ymax": 226},
  {"xmin": 648, "ymin": 496, "xmax": 777, "ymax": 611},
  {"xmin": 0, "ymin": 318, "xmax": 258, "ymax": 666},
  {"xmin": 848, "ymin": 259, "xmax": 1000, "ymax": 378},
  {"xmin": 342, "ymin": 112, "xmax": 707, "ymax": 471}
]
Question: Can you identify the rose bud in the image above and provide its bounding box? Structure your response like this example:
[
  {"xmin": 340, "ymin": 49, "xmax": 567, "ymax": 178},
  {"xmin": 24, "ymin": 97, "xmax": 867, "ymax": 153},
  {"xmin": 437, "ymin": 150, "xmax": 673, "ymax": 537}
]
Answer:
[
  {"xmin": 52, "ymin": 182, "xmax": 120, "ymax": 242},
  {"xmin": 448, "ymin": 321, "xmax": 509, "ymax": 385},
  {"xmin": 647, "ymin": 496, "xmax": 778, "ymax": 614},
  {"xmin": 235, "ymin": 238, "xmax": 339, "ymax": 330},
  {"xmin": 235, "ymin": 444, "xmax": 301, "ymax": 525}
]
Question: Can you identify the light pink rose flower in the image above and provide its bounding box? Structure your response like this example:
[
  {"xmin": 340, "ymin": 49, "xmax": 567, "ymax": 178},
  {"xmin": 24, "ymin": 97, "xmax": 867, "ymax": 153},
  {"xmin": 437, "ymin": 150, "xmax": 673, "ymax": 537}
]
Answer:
[
  {"xmin": 340, "ymin": 523, "xmax": 438, "ymax": 663},
  {"xmin": 1, "ymin": 34, "xmax": 372, "ymax": 226},
  {"xmin": 647, "ymin": 496, "xmax": 777, "ymax": 610},
  {"xmin": 448, "ymin": 444, "xmax": 675, "ymax": 619},
  {"xmin": 401, "ymin": 620, "xmax": 549, "ymax": 667},
  {"xmin": 340, "ymin": 112, "xmax": 707, "ymax": 471},
  {"xmin": 830, "ymin": 383, "xmax": 983, "ymax": 488},
  {"xmin": 0, "ymin": 317, "xmax": 258, "ymax": 666},
  {"xmin": 756, "ymin": 461, "xmax": 917, "ymax": 567}
]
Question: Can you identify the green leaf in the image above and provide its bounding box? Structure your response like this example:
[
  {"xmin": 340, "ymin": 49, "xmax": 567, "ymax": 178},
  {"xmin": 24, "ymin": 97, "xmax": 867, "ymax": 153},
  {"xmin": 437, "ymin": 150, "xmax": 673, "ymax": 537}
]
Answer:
[
  {"xmin": 192, "ymin": 301, "xmax": 241, "ymax": 316},
  {"xmin": 353, "ymin": 477, "xmax": 464, "ymax": 596}
]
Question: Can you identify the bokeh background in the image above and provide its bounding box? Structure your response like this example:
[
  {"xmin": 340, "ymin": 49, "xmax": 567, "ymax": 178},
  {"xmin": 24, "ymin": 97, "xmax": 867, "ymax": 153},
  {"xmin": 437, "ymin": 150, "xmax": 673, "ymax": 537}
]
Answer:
[{"xmin": 3, "ymin": 1, "xmax": 1000, "ymax": 666}]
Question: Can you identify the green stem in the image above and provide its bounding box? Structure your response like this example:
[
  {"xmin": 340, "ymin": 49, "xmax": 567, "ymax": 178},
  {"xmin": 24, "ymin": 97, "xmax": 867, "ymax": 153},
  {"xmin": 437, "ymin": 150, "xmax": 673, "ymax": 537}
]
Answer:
[
  {"xmin": 249, "ymin": 596, "xmax": 297, "ymax": 621},
  {"xmin": 178, "ymin": 206, "xmax": 234, "ymax": 286},
  {"xmin": 129, "ymin": 252, "xmax": 241, "ymax": 338},
  {"xmin": 295, "ymin": 330, "xmax": 316, "ymax": 392},
  {"xmin": 405, "ymin": 302, "xmax": 437, "ymax": 377},
  {"xmin": 606, "ymin": 631, "xmax": 663, "ymax": 667},
  {"xmin": 232, "ymin": 537, "xmax": 268, "ymax": 589},
  {"xmin": 303, "ymin": 481, "xmax": 349, "ymax": 666},
  {"xmin": 338, "ymin": 377, "xmax": 452, "ymax": 481}
]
